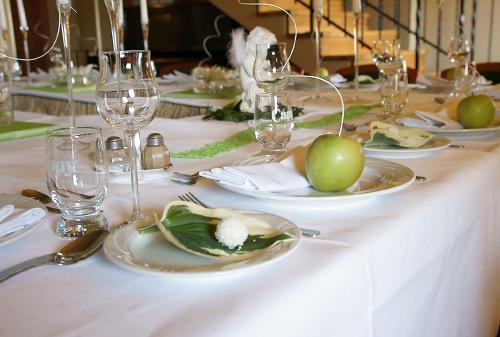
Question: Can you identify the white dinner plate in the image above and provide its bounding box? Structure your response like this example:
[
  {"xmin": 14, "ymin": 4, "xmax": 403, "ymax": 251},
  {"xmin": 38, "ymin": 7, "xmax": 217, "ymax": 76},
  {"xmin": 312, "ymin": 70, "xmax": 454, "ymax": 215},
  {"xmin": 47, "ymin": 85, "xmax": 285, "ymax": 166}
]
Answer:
[
  {"xmin": 103, "ymin": 211, "xmax": 301, "ymax": 279},
  {"xmin": 218, "ymin": 158, "xmax": 415, "ymax": 204},
  {"xmin": 423, "ymin": 121, "xmax": 500, "ymax": 139},
  {"xmin": 0, "ymin": 194, "xmax": 47, "ymax": 247},
  {"xmin": 364, "ymin": 136, "xmax": 452, "ymax": 159}
]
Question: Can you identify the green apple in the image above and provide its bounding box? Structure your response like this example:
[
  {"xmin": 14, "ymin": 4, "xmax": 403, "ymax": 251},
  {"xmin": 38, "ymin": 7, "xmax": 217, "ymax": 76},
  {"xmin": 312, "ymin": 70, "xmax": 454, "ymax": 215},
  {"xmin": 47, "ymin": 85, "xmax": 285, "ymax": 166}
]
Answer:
[
  {"xmin": 306, "ymin": 134, "xmax": 365, "ymax": 192},
  {"xmin": 457, "ymin": 95, "xmax": 496, "ymax": 129},
  {"xmin": 313, "ymin": 67, "xmax": 330, "ymax": 80}
]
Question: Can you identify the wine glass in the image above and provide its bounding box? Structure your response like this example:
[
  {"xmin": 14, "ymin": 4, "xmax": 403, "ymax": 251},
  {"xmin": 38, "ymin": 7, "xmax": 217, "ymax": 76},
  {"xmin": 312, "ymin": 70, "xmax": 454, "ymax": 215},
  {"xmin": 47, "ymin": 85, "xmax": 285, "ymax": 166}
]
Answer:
[
  {"xmin": 379, "ymin": 71, "xmax": 408, "ymax": 120},
  {"xmin": 96, "ymin": 50, "xmax": 159, "ymax": 227},
  {"xmin": 371, "ymin": 39, "xmax": 403, "ymax": 76},
  {"xmin": 253, "ymin": 42, "xmax": 291, "ymax": 93}
]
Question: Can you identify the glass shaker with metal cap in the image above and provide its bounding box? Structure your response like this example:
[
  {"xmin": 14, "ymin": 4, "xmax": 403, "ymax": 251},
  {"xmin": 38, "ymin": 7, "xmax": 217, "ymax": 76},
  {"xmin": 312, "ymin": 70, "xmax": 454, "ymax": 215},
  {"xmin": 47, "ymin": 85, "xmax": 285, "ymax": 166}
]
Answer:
[
  {"xmin": 143, "ymin": 133, "xmax": 170, "ymax": 170},
  {"xmin": 105, "ymin": 136, "xmax": 130, "ymax": 173}
]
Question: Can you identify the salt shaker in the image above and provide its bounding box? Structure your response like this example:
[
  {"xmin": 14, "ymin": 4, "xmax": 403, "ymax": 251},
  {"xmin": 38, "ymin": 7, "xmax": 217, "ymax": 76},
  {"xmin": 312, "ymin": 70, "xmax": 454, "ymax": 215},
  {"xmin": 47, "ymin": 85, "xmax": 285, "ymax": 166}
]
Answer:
[
  {"xmin": 143, "ymin": 133, "xmax": 170, "ymax": 170},
  {"xmin": 105, "ymin": 136, "xmax": 130, "ymax": 173}
]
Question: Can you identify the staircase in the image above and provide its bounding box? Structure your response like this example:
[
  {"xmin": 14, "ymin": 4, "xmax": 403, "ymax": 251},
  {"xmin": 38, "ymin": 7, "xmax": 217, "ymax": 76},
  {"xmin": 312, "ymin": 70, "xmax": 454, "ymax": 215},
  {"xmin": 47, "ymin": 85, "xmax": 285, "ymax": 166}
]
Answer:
[{"xmin": 209, "ymin": 0, "xmax": 425, "ymax": 75}]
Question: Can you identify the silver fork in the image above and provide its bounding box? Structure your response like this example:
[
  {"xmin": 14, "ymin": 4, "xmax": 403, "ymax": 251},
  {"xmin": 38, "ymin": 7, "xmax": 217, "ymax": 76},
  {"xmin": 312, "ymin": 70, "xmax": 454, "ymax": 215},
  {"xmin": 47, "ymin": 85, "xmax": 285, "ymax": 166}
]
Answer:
[{"xmin": 178, "ymin": 192, "xmax": 320, "ymax": 238}]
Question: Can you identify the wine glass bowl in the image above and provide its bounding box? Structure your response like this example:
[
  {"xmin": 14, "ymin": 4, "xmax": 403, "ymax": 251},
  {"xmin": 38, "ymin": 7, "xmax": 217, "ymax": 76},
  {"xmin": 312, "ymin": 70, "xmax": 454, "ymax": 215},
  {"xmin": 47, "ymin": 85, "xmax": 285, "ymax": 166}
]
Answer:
[
  {"xmin": 96, "ymin": 51, "xmax": 158, "ymax": 129},
  {"xmin": 253, "ymin": 43, "xmax": 291, "ymax": 93},
  {"xmin": 371, "ymin": 40, "xmax": 403, "ymax": 76},
  {"xmin": 447, "ymin": 36, "xmax": 470, "ymax": 65}
]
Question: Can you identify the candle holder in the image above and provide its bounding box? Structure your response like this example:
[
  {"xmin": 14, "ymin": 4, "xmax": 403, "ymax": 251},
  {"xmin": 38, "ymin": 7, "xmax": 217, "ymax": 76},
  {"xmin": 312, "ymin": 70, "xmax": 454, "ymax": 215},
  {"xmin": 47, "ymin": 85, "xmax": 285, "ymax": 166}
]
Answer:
[
  {"xmin": 20, "ymin": 26, "xmax": 31, "ymax": 85},
  {"xmin": 104, "ymin": 0, "xmax": 143, "ymax": 171},
  {"xmin": 119, "ymin": 25, "xmax": 124, "ymax": 50},
  {"xmin": 352, "ymin": 9, "xmax": 361, "ymax": 100},
  {"xmin": 58, "ymin": 0, "xmax": 75, "ymax": 126},
  {"xmin": 142, "ymin": 23, "xmax": 149, "ymax": 51}
]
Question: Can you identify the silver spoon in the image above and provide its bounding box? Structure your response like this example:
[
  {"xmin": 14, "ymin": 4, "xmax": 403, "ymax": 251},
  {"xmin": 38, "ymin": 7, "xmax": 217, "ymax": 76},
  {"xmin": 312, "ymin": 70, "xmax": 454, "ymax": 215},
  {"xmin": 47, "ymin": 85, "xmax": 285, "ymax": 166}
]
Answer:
[{"xmin": 0, "ymin": 229, "xmax": 109, "ymax": 283}]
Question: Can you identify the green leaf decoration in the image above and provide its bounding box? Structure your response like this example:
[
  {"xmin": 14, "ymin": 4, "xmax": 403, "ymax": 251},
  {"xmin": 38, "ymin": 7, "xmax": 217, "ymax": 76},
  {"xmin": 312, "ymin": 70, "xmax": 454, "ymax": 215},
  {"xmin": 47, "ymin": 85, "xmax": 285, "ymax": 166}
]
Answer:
[
  {"xmin": 140, "ymin": 203, "xmax": 295, "ymax": 260},
  {"xmin": 202, "ymin": 100, "xmax": 304, "ymax": 122},
  {"xmin": 363, "ymin": 132, "xmax": 402, "ymax": 147},
  {"xmin": 363, "ymin": 121, "xmax": 434, "ymax": 148},
  {"xmin": 171, "ymin": 103, "xmax": 381, "ymax": 159}
]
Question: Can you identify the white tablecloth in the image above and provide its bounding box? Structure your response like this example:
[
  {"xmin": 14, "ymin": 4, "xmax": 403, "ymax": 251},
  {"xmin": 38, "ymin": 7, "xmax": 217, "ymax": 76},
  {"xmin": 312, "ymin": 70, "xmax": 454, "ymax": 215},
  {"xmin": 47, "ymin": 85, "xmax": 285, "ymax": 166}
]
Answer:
[{"xmin": 0, "ymin": 93, "xmax": 499, "ymax": 337}]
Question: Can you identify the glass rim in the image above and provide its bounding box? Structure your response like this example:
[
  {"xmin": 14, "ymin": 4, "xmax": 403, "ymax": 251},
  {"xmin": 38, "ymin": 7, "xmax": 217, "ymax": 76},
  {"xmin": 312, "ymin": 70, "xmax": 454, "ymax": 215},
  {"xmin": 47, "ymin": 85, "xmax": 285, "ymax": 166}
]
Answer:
[
  {"xmin": 255, "ymin": 92, "xmax": 291, "ymax": 98},
  {"xmin": 100, "ymin": 50, "xmax": 150, "ymax": 56},
  {"xmin": 255, "ymin": 42, "xmax": 287, "ymax": 48},
  {"xmin": 47, "ymin": 126, "xmax": 102, "ymax": 138}
]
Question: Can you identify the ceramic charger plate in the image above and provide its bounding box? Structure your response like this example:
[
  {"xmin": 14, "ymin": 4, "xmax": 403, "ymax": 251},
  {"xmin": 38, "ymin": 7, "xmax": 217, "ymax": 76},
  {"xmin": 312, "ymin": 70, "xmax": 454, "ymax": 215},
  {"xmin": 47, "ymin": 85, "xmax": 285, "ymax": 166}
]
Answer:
[
  {"xmin": 0, "ymin": 193, "xmax": 47, "ymax": 247},
  {"xmin": 103, "ymin": 210, "xmax": 301, "ymax": 279},
  {"xmin": 364, "ymin": 136, "xmax": 452, "ymax": 159}
]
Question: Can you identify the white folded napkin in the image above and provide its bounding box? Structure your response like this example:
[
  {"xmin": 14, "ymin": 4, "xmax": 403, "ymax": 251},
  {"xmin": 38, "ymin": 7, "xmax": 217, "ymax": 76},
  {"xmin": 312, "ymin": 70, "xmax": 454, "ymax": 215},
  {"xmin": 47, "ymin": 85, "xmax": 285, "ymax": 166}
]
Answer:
[
  {"xmin": 200, "ymin": 146, "xmax": 311, "ymax": 192},
  {"xmin": 330, "ymin": 73, "xmax": 347, "ymax": 84},
  {"xmin": 398, "ymin": 110, "xmax": 463, "ymax": 130},
  {"xmin": 160, "ymin": 71, "xmax": 194, "ymax": 85},
  {"xmin": 0, "ymin": 205, "xmax": 14, "ymax": 223},
  {"xmin": 0, "ymin": 207, "xmax": 47, "ymax": 238}
]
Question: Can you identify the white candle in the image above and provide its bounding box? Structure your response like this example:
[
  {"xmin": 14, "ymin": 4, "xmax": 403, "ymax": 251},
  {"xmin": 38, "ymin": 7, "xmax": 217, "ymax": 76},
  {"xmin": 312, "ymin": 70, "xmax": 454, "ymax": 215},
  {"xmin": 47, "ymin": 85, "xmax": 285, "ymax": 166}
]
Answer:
[
  {"xmin": 0, "ymin": 0, "xmax": 7, "ymax": 31},
  {"xmin": 313, "ymin": 0, "xmax": 323, "ymax": 13},
  {"xmin": 140, "ymin": 0, "xmax": 148, "ymax": 26},
  {"xmin": 118, "ymin": 0, "xmax": 124, "ymax": 27},
  {"xmin": 16, "ymin": 0, "xmax": 28, "ymax": 29},
  {"xmin": 353, "ymin": 0, "xmax": 362, "ymax": 14}
]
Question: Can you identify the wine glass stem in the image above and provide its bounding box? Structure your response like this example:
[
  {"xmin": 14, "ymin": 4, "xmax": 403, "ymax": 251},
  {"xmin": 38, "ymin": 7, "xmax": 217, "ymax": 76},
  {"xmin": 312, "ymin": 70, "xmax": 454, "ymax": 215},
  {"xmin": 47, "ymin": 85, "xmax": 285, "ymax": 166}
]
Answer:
[
  {"xmin": 125, "ymin": 128, "xmax": 143, "ymax": 221},
  {"xmin": 60, "ymin": 6, "xmax": 74, "ymax": 127}
]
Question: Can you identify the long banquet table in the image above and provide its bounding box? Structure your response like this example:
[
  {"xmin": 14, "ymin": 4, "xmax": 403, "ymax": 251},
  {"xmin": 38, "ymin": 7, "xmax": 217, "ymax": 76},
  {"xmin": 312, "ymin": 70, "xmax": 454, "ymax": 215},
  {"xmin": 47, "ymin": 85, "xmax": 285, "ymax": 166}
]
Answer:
[{"xmin": 0, "ymin": 88, "xmax": 499, "ymax": 337}]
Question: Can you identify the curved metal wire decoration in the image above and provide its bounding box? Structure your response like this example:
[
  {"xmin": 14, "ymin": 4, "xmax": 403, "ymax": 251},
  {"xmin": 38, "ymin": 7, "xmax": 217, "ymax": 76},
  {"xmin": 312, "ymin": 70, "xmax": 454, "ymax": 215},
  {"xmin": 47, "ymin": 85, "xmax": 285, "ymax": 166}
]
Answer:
[{"xmin": 198, "ymin": 14, "xmax": 226, "ymax": 67}]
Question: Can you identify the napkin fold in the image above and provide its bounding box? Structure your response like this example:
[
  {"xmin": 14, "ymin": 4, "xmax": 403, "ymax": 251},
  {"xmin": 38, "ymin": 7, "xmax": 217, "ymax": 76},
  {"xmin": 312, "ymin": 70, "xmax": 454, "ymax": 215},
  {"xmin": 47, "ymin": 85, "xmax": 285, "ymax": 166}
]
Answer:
[
  {"xmin": 0, "ymin": 205, "xmax": 14, "ymax": 223},
  {"xmin": 159, "ymin": 71, "xmax": 194, "ymax": 86},
  {"xmin": 398, "ymin": 111, "xmax": 463, "ymax": 130},
  {"xmin": 200, "ymin": 146, "xmax": 310, "ymax": 192},
  {"xmin": 0, "ymin": 207, "xmax": 46, "ymax": 238}
]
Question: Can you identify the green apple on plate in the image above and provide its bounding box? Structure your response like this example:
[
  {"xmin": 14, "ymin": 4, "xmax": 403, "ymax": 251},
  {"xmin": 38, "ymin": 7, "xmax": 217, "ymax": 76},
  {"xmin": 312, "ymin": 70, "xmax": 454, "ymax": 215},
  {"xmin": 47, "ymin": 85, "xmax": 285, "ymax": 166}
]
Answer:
[
  {"xmin": 457, "ymin": 95, "xmax": 496, "ymax": 129},
  {"xmin": 306, "ymin": 134, "xmax": 365, "ymax": 192}
]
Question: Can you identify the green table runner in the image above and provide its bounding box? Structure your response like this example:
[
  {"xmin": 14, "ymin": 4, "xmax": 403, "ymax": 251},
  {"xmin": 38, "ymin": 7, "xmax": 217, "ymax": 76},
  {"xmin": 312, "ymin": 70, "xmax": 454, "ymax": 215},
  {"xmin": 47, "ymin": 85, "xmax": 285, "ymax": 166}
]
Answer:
[
  {"xmin": 0, "ymin": 121, "xmax": 56, "ymax": 142},
  {"xmin": 165, "ymin": 89, "xmax": 241, "ymax": 100},
  {"xmin": 171, "ymin": 104, "xmax": 380, "ymax": 159},
  {"xmin": 23, "ymin": 85, "xmax": 96, "ymax": 94}
]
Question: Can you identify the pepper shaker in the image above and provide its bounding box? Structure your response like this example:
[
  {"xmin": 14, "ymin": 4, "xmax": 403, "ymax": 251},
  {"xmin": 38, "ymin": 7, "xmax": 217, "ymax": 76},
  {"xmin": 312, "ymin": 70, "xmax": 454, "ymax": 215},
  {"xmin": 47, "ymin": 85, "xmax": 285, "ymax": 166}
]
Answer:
[
  {"xmin": 143, "ymin": 133, "xmax": 170, "ymax": 170},
  {"xmin": 105, "ymin": 136, "xmax": 130, "ymax": 173}
]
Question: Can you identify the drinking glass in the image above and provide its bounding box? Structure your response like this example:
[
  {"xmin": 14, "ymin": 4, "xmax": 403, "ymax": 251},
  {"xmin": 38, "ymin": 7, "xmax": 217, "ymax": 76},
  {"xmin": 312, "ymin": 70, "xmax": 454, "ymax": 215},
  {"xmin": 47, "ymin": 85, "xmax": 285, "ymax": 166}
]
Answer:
[
  {"xmin": 254, "ymin": 92, "xmax": 293, "ymax": 155},
  {"xmin": 0, "ymin": 55, "xmax": 13, "ymax": 126},
  {"xmin": 379, "ymin": 71, "xmax": 408, "ymax": 120},
  {"xmin": 371, "ymin": 39, "xmax": 403, "ymax": 76},
  {"xmin": 46, "ymin": 127, "xmax": 108, "ymax": 238},
  {"xmin": 447, "ymin": 36, "xmax": 471, "ymax": 96},
  {"xmin": 96, "ymin": 50, "xmax": 159, "ymax": 227},
  {"xmin": 253, "ymin": 43, "xmax": 291, "ymax": 93}
]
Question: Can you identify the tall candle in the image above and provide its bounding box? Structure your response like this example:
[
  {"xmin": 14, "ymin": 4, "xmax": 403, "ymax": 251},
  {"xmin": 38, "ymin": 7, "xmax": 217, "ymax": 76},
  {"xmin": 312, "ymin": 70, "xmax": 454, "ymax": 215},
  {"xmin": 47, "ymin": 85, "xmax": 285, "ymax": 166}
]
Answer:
[
  {"xmin": 16, "ymin": 0, "xmax": 28, "ymax": 29},
  {"xmin": 352, "ymin": 0, "xmax": 362, "ymax": 14},
  {"xmin": 313, "ymin": 0, "xmax": 323, "ymax": 13},
  {"xmin": 0, "ymin": 0, "xmax": 7, "ymax": 31},
  {"xmin": 118, "ymin": 0, "xmax": 124, "ymax": 27},
  {"xmin": 140, "ymin": 0, "xmax": 148, "ymax": 26}
]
